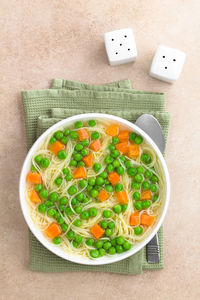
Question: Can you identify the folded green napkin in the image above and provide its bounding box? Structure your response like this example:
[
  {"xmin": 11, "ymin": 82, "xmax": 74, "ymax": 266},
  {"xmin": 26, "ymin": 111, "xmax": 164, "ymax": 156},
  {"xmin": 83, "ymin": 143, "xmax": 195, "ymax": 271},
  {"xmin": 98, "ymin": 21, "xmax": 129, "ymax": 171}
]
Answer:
[{"xmin": 22, "ymin": 79, "xmax": 170, "ymax": 274}]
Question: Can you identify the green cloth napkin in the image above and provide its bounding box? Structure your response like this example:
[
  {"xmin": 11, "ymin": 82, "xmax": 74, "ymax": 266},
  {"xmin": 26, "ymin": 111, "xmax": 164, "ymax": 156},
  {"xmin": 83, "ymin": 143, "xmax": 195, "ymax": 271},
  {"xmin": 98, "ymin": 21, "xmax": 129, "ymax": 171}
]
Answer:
[{"xmin": 22, "ymin": 79, "xmax": 170, "ymax": 274}]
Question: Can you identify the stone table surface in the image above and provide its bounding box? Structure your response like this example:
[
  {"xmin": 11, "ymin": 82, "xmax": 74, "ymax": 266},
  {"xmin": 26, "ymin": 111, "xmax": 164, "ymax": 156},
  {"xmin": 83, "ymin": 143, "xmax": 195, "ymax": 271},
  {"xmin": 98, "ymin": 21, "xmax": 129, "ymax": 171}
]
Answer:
[{"xmin": 0, "ymin": 1, "xmax": 200, "ymax": 299}]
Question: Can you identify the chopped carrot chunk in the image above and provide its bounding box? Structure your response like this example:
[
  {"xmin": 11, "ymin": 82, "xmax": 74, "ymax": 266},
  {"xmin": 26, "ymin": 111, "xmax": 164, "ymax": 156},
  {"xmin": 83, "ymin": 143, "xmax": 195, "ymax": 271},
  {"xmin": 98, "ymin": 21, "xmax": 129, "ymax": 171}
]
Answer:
[
  {"xmin": 26, "ymin": 172, "xmax": 42, "ymax": 184},
  {"xmin": 82, "ymin": 153, "xmax": 93, "ymax": 167},
  {"xmin": 98, "ymin": 190, "xmax": 109, "ymax": 202},
  {"xmin": 116, "ymin": 190, "xmax": 129, "ymax": 204},
  {"xmin": 106, "ymin": 125, "xmax": 119, "ymax": 136},
  {"xmin": 90, "ymin": 139, "xmax": 102, "ymax": 152},
  {"xmin": 49, "ymin": 140, "xmax": 65, "ymax": 154},
  {"xmin": 29, "ymin": 190, "xmax": 41, "ymax": 203},
  {"xmin": 140, "ymin": 214, "xmax": 155, "ymax": 226},
  {"xmin": 73, "ymin": 167, "xmax": 86, "ymax": 179},
  {"xmin": 45, "ymin": 223, "xmax": 62, "ymax": 239},
  {"xmin": 115, "ymin": 142, "xmax": 129, "ymax": 154},
  {"xmin": 108, "ymin": 172, "xmax": 120, "ymax": 185},
  {"xmin": 90, "ymin": 224, "xmax": 105, "ymax": 239},
  {"xmin": 130, "ymin": 212, "xmax": 139, "ymax": 226},
  {"xmin": 77, "ymin": 129, "xmax": 89, "ymax": 141},
  {"xmin": 128, "ymin": 144, "xmax": 139, "ymax": 158},
  {"xmin": 118, "ymin": 131, "xmax": 129, "ymax": 142},
  {"xmin": 141, "ymin": 190, "xmax": 152, "ymax": 200}
]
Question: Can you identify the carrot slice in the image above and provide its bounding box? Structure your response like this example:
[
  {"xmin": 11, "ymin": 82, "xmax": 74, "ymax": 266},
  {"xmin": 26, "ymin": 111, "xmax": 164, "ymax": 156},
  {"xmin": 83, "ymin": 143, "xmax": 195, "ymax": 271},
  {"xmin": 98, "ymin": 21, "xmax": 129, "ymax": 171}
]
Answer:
[
  {"xmin": 49, "ymin": 140, "xmax": 65, "ymax": 154},
  {"xmin": 90, "ymin": 139, "xmax": 102, "ymax": 152},
  {"xmin": 77, "ymin": 129, "xmax": 89, "ymax": 141},
  {"xmin": 90, "ymin": 224, "xmax": 105, "ymax": 239},
  {"xmin": 29, "ymin": 190, "xmax": 41, "ymax": 203},
  {"xmin": 128, "ymin": 144, "xmax": 139, "ymax": 158},
  {"xmin": 26, "ymin": 172, "xmax": 42, "ymax": 184},
  {"xmin": 98, "ymin": 190, "xmax": 109, "ymax": 202},
  {"xmin": 118, "ymin": 131, "xmax": 129, "ymax": 142},
  {"xmin": 141, "ymin": 190, "xmax": 152, "ymax": 200},
  {"xmin": 115, "ymin": 142, "xmax": 129, "ymax": 154},
  {"xmin": 108, "ymin": 172, "xmax": 120, "ymax": 185},
  {"xmin": 73, "ymin": 167, "xmax": 86, "ymax": 179},
  {"xmin": 106, "ymin": 125, "xmax": 119, "ymax": 136},
  {"xmin": 140, "ymin": 214, "xmax": 155, "ymax": 226},
  {"xmin": 130, "ymin": 212, "xmax": 139, "ymax": 226},
  {"xmin": 82, "ymin": 153, "xmax": 93, "ymax": 167},
  {"xmin": 45, "ymin": 223, "xmax": 62, "ymax": 239},
  {"xmin": 116, "ymin": 190, "xmax": 128, "ymax": 204}
]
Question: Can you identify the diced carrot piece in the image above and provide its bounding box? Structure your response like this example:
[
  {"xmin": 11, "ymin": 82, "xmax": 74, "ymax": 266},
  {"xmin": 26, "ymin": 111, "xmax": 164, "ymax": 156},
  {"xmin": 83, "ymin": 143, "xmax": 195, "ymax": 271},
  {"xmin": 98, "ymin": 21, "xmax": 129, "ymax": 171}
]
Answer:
[
  {"xmin": 29, "ymin": 190, "xmax": 41, "ymax": 203},
  {"xmin": 77, "ymin": 129, "xmax": 89, "ymax": 141},
  {"xmin": 98, "ymin": 190, "xmax": 109, "ymax": 202},
  {"xmin": 128, "ymin": 144, "xmax": 139, "ymax": 158},
  {"xmin": 26, "ymin": 172, "xmax": 42, "ymax": 184},
  {"xmin": 82, "ymin": 153, "xmax": 93, "ymax": 167},
  {"xmin": 140, "ymin": 214, "xmax": 155, "ymax": 226},
  {"xmin": 106, "ymin": 125, "xmax": 119, "ymax": 136},
  {"xmin": 73, "ymin": 167, "xmax": 86, "ymax": 179},
  {"xmin": 116, "ymin": 190, "xmax": 129, "ymax": 204},
  {"xmin": 130, "ymin": 212, "xmax": 139, "ymax": 226},
  {"xmin": 90, "ymin": 224, "xmax": 105, "ymax": 239},
  {"xmin": 108, "ymin": 172, "xmax": 120, "ymax": 185},
  {"xmin": 90, "ymin": 139, "xmax": 102, "ymax": 152},
  {"xmin": 115, "ymin": 142, "xmax": 129, "ymax": 154},
  {"xmin": 49, "ymin": 140, "xmax": 65, "ymax": 154},
  {"xmin": 118, "ymin": 131, "xmax": 129, "ymax": 142},
  {"xmin": 45, "ymin": 223, "xmax": 62, "ymax": 239},
  {"xmin": 141, "ymin": 190, "xmax": 152, "ymax": 200}
]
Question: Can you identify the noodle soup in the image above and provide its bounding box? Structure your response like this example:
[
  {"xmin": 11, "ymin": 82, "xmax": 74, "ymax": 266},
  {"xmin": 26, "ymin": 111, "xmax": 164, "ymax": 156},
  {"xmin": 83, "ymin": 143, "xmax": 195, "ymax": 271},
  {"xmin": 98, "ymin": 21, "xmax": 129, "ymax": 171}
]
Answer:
[{"xmin": 25, "ymin": 118, "xmax": 165, "ymax": 259}]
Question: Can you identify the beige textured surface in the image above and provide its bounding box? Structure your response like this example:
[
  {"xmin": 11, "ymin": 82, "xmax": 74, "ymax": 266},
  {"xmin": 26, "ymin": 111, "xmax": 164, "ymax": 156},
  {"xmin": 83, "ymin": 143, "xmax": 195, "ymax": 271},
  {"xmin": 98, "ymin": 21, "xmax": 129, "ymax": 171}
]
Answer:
[{"xmin": 0, "ymin": 0, "xmax": 200, "ymax": 299}]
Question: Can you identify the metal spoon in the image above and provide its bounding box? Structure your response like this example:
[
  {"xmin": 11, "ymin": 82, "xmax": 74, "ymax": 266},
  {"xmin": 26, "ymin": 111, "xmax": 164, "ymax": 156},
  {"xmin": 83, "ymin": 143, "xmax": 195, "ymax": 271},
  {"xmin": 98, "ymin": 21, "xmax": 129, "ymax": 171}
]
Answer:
[{"xmin": 135, "ymin": 114, "xmax": 166, "ymax": 264}]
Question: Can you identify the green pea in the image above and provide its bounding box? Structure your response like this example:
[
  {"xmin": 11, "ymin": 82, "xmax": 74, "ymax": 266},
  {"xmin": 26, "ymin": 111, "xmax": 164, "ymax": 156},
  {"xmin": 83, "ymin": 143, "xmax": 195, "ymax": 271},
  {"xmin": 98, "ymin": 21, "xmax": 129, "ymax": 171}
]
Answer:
[
  {"xmin": 127, "ymin": 167, "xmax": 137, "ymax": 176},
  {"xmin": 106, "ymin": 164, "xmax": 114, "ymax": 173},
  {"xmin": 134, "ymin": 201, "xmax": 143, "ymax": 210},
  {"xmin": 76, "ymin": 193, "xmax": 85, "ymax": 202},
  {"xmin": 141, "ymin": 153, "xmax": 151, "ymax": 163},
  {"xmin": 69, "ymin": 159, "xmax": 77, "ymax": 167},
  {"xmin": 89, "ymin": 207, "xmax": 98, "ymax": 217},
  {"xmin": 61, "ymin": 223, "xmax": 68, "ymax": 232},
  {"xmin": 40, "ymin": 158, "xmax": 50, "ymax": 168},
  {"xmin": 38, "ymin": 204, "xmax": 46, "ymax": 213},
  {"xmin": 121, "ymin": 204, "xmax": 127, "ymax": 211},
  {"xmin": 86, "ymin": 238, "xmax": 94, "ymax": 246},
  {"xmin": 134, "ymin": 226, "xmax": 143, "ymax": 235},
  {"xmin": 103, "ymin": 242, "xmax": 112, "ymax": 250},
  {"xmin": 104, "ymin": 179, "xmax": 110, "ymax": 185},
  {"xmin": 67, "ymin": 230, "xmax": 74, "ymax": 239},
  {"xmin": 61, "ymin": 136, "xmax": 69, "ymax": 145},
  {"xmin": 74, "ymin": 121, "xmax": 83, "ymax": 129},
  {"xmin": 115, "ymin": 183, "xmax": 123, "ymax": 192},
  {"xmin": 91, "ymin": 131, "xmax": 100, "ymax": 140},
  {"xmin": 73, "ymin": 219, "xmax": 81, "ymax": 227},
  {"xmin": 34, "ymin": 154, "xmax": 43, "ymax": 164},
  {"xmin": 105, "ymin": 155, "xmax": 113, "ymax": 164},
  {"xmin": 113, "ymin": 159, "xmax": 120, "ymax": 168},
  {"xmin": 88, "ymin": 177, "xmax": 95, "ymax": 186},
  {"xmin": 81, "ymin": 148, "xmax": 89, "ymax": 157},
  {"xmin": 78, "ymin": 179, "xmax": 87, "ymax": 189},
  {"xmin": 111, "ymin": 149, "xmax": 120, "ymax": 158},
  {"xmin": 142, "ymin": 181, "xmax": 150, "ymax": 190},
  {"xmin": 75, "ymin": 235, "xmax": 83, "ymax": 244},
  {"xmin": 89, "ymin": 189, "xmax": 98, "ymax": 198},
  {"xmin": 53, "ymin": 237, "xmax": 61, "ymax": 244},
  {"xmin": 59, "ymin": 197, "xmax": 67, "ymax": 205},
  {"xmin": 87, "ymin": 185, "xmax": 93, "ymax": 192},
  {"xmin": 129, "ymin": 132, "xmax": 136, "ymax": 142},
  {"xmin": 81, "ymin": 139, "xmax": 90, "ymax": 147},
  {"xmin": 83, "ymin": 197, "xmax": 89, "ymax": 204},
  {"xmin": 116, "ymin": 166, "xmax": 124, "ymax": 175},
  {"xmin": 68, "ymin": 185, "xmax": 77, "ymax": 195},
  {"xmin": 62, "ymin": 167, "xmax": 69, "ymax": 175},
  {"xmin": 64, "ymin": 129, "xmax": 70, "ymax": 136},
  {"xmin": 108, "ymin": 144, "xmax": 115, "ymax": 151},
  {"xmin": 105, "ymin": 228, "xmax": 112, "ymax": 237},
  {"xmin": 39, "ymin": 189, "xmax": 48, "ymax": 199},
  {"xmin": 116, "ymin": 236, "xmax": 125, "ymax": 245},
  {"xmin": 133, "ymin": 192, "xmax": 140, "ymax": 200},
  {"xmin": 57, "ymin": 150, "xmax": 67, "ymax": 160},
  {"xmin": 108, "ymin": 221, "xmax": 115, "ymax": 229},
  {"xmin": 49, "ymin": 137, "xmax": 56, "ymax": 144},
  {"xmin": 31, "ymin": 165, "xmax": 38, "ymax": 172},
  {"xmin": 54, "ymin": 177, "xmax": 63, "ymax": 186},
  {"xmin": 72, "ymin": 241, "xmax": 78, "ymax": 248},
  {"xmin": 93, "ymin": 163, "xmax": 101, "ymax": 172},
  {"xmin": 131, "ymin": 182, "xmax": 140, "ymax": 190},
  {"xmin": 34, "ymin": 184, "xmax": 42, "ymax": 192},
  {"xmin": 99, "ymin": 171, "xmax": 108, "ymax": 179},
  {"xmin": 71, "ymin": 197, "xmax": 78, "ymax": 206},
  {"xmin": 113, "ymin": 204, "xmax": 122, "ymax": 214},
  {"xmin": 134, "ymin": 135, "xmax": 143, "ymax": 144},
  {"xmin": 45, "ymin": 200, "xmax": 53, "ymax": 208},
  {"xmin": 137, "ymin": 166, "xmax": 144, "ymax": 174},
  {"xmin": 142, "ymin": 200, "xmax": 151, "ymax": 209},
  {"xmin": 80, "ymin": 210, "xmax": 89, "ymax": 220},
  {"xmin": 110, "ymin": 238, "xmax": 117, "ymax": 246},
  {"xmin": 144, "ymin": 170, "xmax": 152, "ymax": 178},
  {"xmin": 74, "ymin": 153, "xmax": 82, "ymax": 161},
  {"xmin": 75, "ymin": 143, "xmax": 83, "ymax": 151},
  {"xmin": 70, "ymin": 131, "xmax": 78, "ymax": 140},
  {"xmin": 90, "ymin": 249, "xmax": 99, "ymax": 258},
  {"xmin": 78, "ymin": 161, "xmax": 85, "ymax": 167},
  {"xmin": 134, "ymin": 174, "xmax": 143, "ymax": 183},
  {"xmin": 112, "ymin": 136, "xmax": 119, "ymax": 144},
  {"xmin": 108, "ymin": 247, "xmax": 116, "ymax": 255},
  {"xmin": 103, "ymin": 210, "xmax": 111, "ymax": 218},
  {"xmin": 99, "ymin": 248, "xmax": 106, "ymax": 256},
  {"xmin": 54, "ymin": 130, "xmax": 63, "ymax": 140},
  {"xmin": 95, "ymin": 241, "xmax": 104, "ymax": 249},
  {"xmin": 152, "ymin": 194, "xmax": 159, "ymax": 202},
  {"xmin": 124, "ymin": 160, "xmax": 132, "ymax": 168},
  {"xmin": 87, "ymin": 120, "xmax": 96, "ymax": 127},
  {"xmin": 54, "ymin": 212, "xmax": 61, "ymax": 220},
  {"xmin": 151, "ymin": 175, "xmax": 158, "ymax": 183},
  {"xmin": 65, "ymin": 206, "xmax": 73, "ymax": 215},
  {"xmin": 95, "ymin": 177, "xmax": 104, "ymax": 186},
  {"xmin": 57, "ymin": 217, "xmax": 65, "ymax": 225},
  {"xmin": 74, "ymin": 206, "xmax": 82, "ymax": 214},
  {"xmin": 116, "ymin": 245, "xmax": 124, "ymax": 253},
  {"xmin": 119, "ymin": 155, "xmax": 126, "ymax": 162},
  {"xmin": 65, "ymin": 174, "xmax": 73, "ymax": 181},
  {"xmin": 123, "ymin": 241, "xmax": 131, "ymax": 251},
  {"xmin": 100, "ymin": 220, "xmax": 108, "ymax": 229}
]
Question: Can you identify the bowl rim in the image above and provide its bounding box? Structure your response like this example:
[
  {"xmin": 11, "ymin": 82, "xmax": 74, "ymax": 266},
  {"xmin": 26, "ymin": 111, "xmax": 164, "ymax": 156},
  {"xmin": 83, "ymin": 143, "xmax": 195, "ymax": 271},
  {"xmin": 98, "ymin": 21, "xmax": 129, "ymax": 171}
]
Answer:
[{"xmin": 19, "ymin": 113, "xmax": 170, "ymax": 265}]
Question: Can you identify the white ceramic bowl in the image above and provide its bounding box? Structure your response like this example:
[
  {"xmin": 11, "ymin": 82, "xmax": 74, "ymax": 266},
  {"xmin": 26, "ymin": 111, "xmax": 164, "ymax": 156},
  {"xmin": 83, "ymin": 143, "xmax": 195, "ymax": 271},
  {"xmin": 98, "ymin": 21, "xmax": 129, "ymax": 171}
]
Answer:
[{"xmin": 19, "ymin": 113, "xmax": 170, "ymax": 265}]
